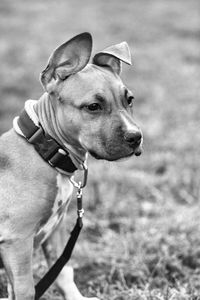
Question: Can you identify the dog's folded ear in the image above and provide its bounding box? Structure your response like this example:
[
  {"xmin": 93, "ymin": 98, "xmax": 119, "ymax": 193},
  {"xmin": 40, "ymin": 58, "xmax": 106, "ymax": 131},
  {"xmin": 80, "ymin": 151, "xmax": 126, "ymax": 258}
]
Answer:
[
  {"xmin": 40, "ymin": 32, "xmax": 92, "ymax": 91},
  {"xmin": 93, "ymin": 42, "xmax": 132, "ymax": 75}
]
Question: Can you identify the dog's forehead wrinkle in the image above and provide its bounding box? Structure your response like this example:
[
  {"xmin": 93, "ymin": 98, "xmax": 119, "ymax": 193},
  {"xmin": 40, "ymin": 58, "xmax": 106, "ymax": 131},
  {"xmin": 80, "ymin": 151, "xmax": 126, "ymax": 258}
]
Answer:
[{"xmin": 61, "ymin": 66, "xmax": 122, "ymax": 101}]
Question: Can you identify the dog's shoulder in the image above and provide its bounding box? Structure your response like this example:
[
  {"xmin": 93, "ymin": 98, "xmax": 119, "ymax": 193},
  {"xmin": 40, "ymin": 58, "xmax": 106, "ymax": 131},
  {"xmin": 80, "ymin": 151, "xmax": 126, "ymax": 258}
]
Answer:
[
  {"xmin": 0, "ymin": 130, "xmax": 13, "ymax": 170},
  {"xmin": 0, "ymin": 129, "xmax": 29, "ymax": 172},
  {"xmin": 0, "ymin": 129, "xmax": 40, "ymax": 174},
  {"xmin": 0, "ymin": 152, "xmax": 10, "ymax": 170}
]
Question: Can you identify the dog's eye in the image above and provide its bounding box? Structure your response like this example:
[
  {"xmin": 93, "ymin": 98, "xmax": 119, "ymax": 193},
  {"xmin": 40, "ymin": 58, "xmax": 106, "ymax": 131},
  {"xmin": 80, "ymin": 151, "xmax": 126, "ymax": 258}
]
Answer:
[
  {"xmin": 127, "ymin": 96, "xmax": 134, "ymax": 106},
  {"xmin": 86, "ymin": 103, "xmax": 102, "ymax": 112}
]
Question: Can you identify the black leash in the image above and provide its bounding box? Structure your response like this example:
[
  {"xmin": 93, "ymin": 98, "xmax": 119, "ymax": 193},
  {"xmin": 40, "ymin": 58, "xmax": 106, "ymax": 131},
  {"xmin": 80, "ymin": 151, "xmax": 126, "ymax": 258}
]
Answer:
[
  {"xmin": 35, "ymin": 219, "xmax": 82, "ymax": 299},
  {"xmin": 35, "ymin": 175, "xmax": 87, "ymax": 299}
]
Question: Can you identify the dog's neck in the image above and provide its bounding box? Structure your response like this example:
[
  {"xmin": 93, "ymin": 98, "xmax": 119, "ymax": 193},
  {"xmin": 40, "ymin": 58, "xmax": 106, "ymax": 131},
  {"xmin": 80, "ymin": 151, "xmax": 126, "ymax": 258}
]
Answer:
[{"xmin": 34, "ymin": 92, "xmax": 87, "ymax": 170}]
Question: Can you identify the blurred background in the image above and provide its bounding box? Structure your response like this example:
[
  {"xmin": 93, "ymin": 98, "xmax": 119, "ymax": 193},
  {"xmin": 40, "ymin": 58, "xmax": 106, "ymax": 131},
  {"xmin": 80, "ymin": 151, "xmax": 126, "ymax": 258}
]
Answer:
[{"xmin": 0, "ymin": 0, "xmax": 200, "ymax": 299}]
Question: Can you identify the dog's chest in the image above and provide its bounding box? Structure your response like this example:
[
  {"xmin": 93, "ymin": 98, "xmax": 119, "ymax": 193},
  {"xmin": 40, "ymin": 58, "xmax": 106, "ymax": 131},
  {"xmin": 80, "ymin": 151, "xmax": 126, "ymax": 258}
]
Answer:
[{"xmin": 34, "ymin": 174, "xmax": 73, "ymax": 247}]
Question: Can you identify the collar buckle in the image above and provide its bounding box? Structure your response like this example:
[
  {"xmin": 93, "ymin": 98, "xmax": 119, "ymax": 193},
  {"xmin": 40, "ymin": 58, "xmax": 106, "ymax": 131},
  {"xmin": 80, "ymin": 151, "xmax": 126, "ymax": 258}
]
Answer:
[
  {"xmin": 48, "ymin": 148, "xmax": 67, "ymax": 167},
  {"xmin": 28, "ymin": 126, "xmax": 44, "ymax": 143}
]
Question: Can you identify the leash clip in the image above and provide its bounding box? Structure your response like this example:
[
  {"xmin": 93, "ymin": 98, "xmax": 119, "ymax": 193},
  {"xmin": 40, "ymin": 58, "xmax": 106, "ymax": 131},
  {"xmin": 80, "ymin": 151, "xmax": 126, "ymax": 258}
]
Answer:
[
  {"xmin": 70, "ymin": 163, "xmax": 88, "ymax": 189},
  {"xmin": 70, "ymin": 164, "xmax": 88, "ymax": 227}
]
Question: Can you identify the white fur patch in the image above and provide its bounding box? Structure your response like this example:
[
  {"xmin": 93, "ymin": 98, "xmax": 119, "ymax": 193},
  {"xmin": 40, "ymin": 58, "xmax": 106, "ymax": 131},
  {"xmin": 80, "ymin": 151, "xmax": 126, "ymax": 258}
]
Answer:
[{"xmin": 34, "ymin": 174, "xmax": 73, "ymax": 246}]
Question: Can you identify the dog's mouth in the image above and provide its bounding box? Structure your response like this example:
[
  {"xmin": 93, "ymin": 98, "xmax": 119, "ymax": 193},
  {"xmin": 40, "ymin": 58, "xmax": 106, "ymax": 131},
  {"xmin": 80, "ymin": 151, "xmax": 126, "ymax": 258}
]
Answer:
[
  {"xmin": 134, "ymin": 145, "xmax": 143, "ymax": 156},
  {"xmin": 88, "ymin": 150, "xmax": 103, "ymax": 160},
  {"xmin": 124, "ymin": 145, "xmax": 143, "ymax": 158},
  {"xmin": 88, "ymin": 144, "xmax": 143, "ymax": 161}
]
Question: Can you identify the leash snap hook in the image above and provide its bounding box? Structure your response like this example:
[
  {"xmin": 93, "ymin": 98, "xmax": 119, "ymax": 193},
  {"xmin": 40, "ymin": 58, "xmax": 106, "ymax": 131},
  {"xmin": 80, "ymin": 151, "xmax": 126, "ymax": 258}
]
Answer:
[
  {"xmin": 70, "ymin": 164, "xmax": 88, "ymax": 189},
  {"xmin": 81, "ymin": 163, "xmax": 88, "ymax": 188}
]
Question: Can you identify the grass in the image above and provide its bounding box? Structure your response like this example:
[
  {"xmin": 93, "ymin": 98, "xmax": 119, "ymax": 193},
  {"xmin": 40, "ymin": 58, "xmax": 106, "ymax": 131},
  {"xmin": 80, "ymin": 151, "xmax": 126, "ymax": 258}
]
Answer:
[{"xmin": 0, "ymin": 0, "xmax": 200, "ymax": 299}]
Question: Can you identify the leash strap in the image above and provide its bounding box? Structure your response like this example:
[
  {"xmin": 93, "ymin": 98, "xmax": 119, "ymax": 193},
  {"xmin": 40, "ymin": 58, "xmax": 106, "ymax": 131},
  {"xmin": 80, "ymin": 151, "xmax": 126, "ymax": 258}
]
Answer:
[
  {"xmin": 17, "ymin": 109, "xmax": 77, "ymax": 174},
  {"xmin": 35, "ymin": 184, "xmax": 84, "ymax": 299},
  {"xmin": 35, "ymin": 218, "xmax": 83, "ymax": 299}
]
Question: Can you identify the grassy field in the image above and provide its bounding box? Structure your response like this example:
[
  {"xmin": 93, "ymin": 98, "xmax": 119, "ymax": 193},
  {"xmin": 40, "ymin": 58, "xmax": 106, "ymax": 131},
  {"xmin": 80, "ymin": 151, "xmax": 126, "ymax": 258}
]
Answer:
[{"xmin": 0, "ymin": 0, "xmax": 200, "ymax": 299}]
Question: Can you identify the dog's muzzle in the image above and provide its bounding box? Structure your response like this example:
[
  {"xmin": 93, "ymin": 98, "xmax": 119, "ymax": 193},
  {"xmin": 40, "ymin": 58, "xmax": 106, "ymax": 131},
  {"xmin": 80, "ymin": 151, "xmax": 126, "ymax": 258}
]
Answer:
[{"xmin": 124, "ymin": 130, "xmax": 143, "ymax": 156}]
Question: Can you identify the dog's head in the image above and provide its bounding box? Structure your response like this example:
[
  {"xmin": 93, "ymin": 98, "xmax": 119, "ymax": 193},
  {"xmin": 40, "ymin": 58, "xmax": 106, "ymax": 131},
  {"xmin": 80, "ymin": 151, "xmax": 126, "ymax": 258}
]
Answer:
[{"xmin": 40, "ymin": 32, "xmax": 143, "ymax": 161}]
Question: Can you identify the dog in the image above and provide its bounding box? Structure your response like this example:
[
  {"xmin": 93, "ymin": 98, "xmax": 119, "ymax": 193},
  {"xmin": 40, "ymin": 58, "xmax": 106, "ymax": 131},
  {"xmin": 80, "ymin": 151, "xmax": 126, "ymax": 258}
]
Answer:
[{"xmin": 0, "ymin": 32, "xmax": 142, "ymax": 300}]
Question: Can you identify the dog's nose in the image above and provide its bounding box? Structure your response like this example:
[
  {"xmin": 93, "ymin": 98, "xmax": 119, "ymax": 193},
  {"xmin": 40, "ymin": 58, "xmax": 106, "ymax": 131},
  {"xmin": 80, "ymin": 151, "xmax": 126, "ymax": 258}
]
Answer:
[{"xmin": 124, "ymin": 131, "xmax": 142, "ymax": 145}]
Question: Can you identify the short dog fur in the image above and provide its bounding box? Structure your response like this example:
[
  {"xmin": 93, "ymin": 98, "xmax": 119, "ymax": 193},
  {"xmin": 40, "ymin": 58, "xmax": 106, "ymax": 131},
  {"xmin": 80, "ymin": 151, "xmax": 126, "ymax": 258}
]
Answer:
[{"xmin": 0, "ymin": 33, "xmax": 142, "ymax": 300}]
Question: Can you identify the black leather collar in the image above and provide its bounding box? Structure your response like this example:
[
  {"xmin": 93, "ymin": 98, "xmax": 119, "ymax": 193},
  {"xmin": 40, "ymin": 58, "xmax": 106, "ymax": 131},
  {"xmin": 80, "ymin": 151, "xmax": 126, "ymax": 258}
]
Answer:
[{"xmin": 17, "ymin": 109, "xmax": 77, "ymax": 173}]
